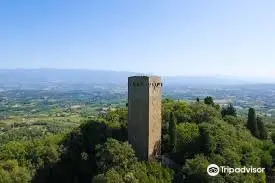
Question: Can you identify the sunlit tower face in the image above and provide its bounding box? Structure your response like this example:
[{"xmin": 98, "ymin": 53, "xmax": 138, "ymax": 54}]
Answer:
[{"xmin": 128, "ymin": 76, "xmax": 162, "ymax": 160}]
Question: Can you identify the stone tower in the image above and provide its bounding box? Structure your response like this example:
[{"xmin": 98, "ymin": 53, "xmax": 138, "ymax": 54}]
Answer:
[{"xmin": 128, "ymin": 76, "xmax": 162, "ymax": 160}]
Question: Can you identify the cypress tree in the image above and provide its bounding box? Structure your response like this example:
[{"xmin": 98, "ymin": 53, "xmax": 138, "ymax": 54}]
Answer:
[
  {"xmin": 257, "ymin": 116, "xmax": 268, "ymax": 140},
  {"xmin": 166, "ymin": 112, "xmax": 171, "ymax": 123},
  {"xmin": 221, "ymin": 107, "xmax": 227, "ymax": 118},
  {"xmin": 161, "ymin": 112, "xmax": 171, "ymax": 153},
  {"xmin": 247, "ymin": 108, "xmax": 259, "ymax": 138},
  {"xmin": 199, "ymin": 127, "xmax": 214, "ymax": 156},
  {"xmin": 169, "ymin": 112, "xmax": 177, "ymax": 153}
]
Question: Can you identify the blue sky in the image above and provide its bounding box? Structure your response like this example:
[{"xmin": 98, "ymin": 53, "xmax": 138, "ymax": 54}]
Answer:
[{"xmin": 0, "ymin": 0, "xmax": 275, "ymax": 77}]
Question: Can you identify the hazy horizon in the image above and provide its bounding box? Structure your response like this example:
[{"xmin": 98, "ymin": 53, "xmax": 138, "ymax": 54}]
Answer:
[
  {"xmin": 1, "ymin": 1, "xmax": 275, "ymax": 78},
  {"xmin": 1, "ymin": 68, "xmax": 275, "ymax": 83}
]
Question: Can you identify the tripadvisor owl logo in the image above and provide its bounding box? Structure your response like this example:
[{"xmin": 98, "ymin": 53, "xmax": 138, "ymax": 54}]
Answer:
[
  {"xmin": 207, "ymin": 164, "xmax": 220, "ymax": 176},
  {"xmin": 207, "ymin": 164, "xmax": 265, "ymax": 176}
]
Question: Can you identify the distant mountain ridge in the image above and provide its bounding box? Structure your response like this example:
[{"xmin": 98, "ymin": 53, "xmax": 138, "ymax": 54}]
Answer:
[
  {"xmin": 0, "ymin": 69, "xmax": 141, "ymax": 85},
  {"xmin": 0, "ymin": 69, "xmax": 271, "ymax": 87}
]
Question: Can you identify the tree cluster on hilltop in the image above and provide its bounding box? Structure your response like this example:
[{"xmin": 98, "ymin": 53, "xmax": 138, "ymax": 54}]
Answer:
[{"xmin": 0, "ymin": 97, "xmax": 274, "ymax": 183}]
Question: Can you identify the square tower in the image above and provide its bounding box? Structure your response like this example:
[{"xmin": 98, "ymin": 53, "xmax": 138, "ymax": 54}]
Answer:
[{"xmin": 128, "ymin": 76, "xmax": 162, "ymax": 160}]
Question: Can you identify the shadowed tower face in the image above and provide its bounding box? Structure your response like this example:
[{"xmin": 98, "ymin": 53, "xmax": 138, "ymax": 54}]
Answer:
[{"xmin": 128, "ymin": 76, "xmax": 162, "ymax": 160}]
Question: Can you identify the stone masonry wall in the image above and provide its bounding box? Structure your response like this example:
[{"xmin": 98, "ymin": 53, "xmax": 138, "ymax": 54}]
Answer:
[{"xmin": 128, "ymin": 76, "xmax": 162, "ymax": 160}]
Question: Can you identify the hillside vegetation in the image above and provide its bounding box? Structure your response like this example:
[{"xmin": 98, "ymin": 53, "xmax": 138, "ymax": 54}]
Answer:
[{"xmin": 0, "ymin": 96, "xmax": 275, "ymax": 182}]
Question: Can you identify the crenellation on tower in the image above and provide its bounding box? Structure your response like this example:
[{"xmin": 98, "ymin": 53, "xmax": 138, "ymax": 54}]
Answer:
[{"xmin": 128, "ymin": 76, "xmax": 162, "ymax": 160}]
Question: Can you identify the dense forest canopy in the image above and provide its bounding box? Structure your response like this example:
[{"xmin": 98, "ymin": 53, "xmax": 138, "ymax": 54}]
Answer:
[{"xmin": 0, "ymin": 96, "xmax": 275, "ymax": 183}]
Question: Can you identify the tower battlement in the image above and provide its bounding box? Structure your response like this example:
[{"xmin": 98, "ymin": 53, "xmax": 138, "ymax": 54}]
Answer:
[{"xmin": 128, "ymin": 76, "xmax": 162, "ymax": 160}]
